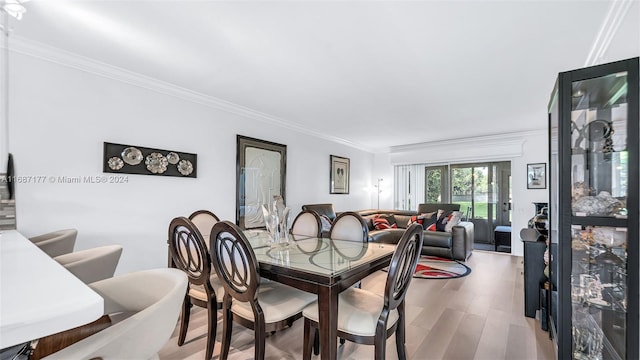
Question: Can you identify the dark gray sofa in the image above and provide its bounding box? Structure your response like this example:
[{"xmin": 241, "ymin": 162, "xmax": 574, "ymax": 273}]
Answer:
[{"xmin": 301, "ymin": 203, "xmax": 474, "ymax": 261}]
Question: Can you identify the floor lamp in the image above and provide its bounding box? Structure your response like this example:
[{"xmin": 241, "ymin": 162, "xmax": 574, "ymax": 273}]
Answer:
[{"xmin": 375, "ymin": 178, "xmax": 383, "ymax": 209}]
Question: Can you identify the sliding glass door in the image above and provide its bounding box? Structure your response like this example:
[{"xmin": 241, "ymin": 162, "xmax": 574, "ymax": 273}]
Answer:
[
  {"xmin": 451, "ymin": 162, "xmax": 510, "ymax": 244},
  {"xmin": 395, "ymin": 161, "xmax": 511, "ymax": 246}
]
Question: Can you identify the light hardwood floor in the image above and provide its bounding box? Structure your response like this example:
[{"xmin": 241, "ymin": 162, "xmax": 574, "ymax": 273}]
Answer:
[{"xmin": 158, "ymin": 250, "xmax": 556, "ymax": 360}]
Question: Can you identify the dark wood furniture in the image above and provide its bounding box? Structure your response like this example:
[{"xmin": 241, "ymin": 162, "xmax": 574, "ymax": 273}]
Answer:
[
  {"xmin": 210, "ymin": 221, "xmax": 316, "ymax": 360},
  {"xmin": 329, "ymin": 211, "xmax": 369, "ymax": 242},
  {"xmin": 168, "ymin": 216, "xmax": 222, "ymax": 360},
  {"xmin": 31, "ymin": 315, "xmax": 111, "ymax": 359},
  {"xmin": 242, "ymin": 228, "xmax": 396, "ymax": 360},
  {"xmin": 188, "ymin": 210, "xmax": 220, "ymax": 238},
  {"xmin": 494, "ymin": 226, "xmax": 512, "ymax": 253},
  {"xmin": 290, "ymin": 210, "xmax": 323, "ymax": 238},
  {"xmin": 302, "ymin": 223, "xmax": 423, "ymax": 360},
  {"xmin": 521, "ymin": 228, "xmax": 547, "ymax": 318}
]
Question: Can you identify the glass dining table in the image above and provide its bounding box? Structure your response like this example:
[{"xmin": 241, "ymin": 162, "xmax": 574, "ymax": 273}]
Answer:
[{"xmin": 243, "ymin": 230, "xmax": 396, "ymax": 360}]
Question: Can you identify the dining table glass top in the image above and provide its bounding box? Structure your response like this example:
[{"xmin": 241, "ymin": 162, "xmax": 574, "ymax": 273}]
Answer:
[{"xmin": 242, "ymin": 230, "xmax": 395, "ymax": 277}]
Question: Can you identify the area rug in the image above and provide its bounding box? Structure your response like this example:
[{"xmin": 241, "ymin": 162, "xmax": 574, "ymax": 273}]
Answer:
[{"xmin": 412, "ymin": 256, "xmax": 471, "ymax": 279}]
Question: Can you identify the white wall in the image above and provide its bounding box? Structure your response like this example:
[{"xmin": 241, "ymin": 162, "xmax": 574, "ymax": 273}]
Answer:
[
  {"xmin": 511, "ymin": 131, "xmax": 549, "ymax": 256},
  {"xmin": 373, "ymin": 131, "xmax": 549, "ymax": 256},
  {"xmin": 9, "ymin": 52, "xmax": 373, "ymax": 273}
]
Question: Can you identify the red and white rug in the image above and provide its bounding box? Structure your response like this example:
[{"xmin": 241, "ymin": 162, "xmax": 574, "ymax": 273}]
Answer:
[{"xmin": 412, "ymin": 256, "xmax": 471, "ymax": 279}]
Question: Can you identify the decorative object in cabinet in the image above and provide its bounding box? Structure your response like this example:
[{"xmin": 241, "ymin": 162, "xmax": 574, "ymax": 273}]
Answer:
[{"xmin": 528, "ymin": 202, "xmax": 549, "ymax": 236}]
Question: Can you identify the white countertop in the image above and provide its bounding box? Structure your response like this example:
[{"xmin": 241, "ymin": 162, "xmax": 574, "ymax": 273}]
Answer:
[{"xmin": 0, "ymin": 230, "xmax": 104, "ymax": 349}]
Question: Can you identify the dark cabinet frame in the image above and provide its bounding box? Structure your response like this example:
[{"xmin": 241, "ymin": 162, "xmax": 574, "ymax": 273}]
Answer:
[{"xmin": 548, "ymin": 57, "xmax": 639, "ymax": 360}]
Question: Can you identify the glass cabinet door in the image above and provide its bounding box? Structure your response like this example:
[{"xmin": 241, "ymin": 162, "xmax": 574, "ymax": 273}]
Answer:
[
  {"xmin": 570, "ymin": 71, "xmax": 629, "ymax": 360},
  {"xmin": 548, "ymin": 57, "xmax": 638, "ymax": 360}
]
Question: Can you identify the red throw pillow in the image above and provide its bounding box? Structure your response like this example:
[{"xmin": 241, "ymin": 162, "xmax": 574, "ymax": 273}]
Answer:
[{"xmin": 373, "ymin": 214, "xmax": 397, "ymax": 230}]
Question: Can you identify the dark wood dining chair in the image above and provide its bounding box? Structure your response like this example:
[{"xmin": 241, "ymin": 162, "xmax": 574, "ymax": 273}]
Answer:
[
  {"xmin": 329, "ymin": 211, "xmax": 369, "ymax": 242},
  {"xmin": 168, "ymin": 216, "xmax": 224, "ymax": 360},
  {"xmin": 290, "ymin": 210, "xmax": 322, "ymax": 238},
  {"xmin": 209, "ymin": 221, "xmax": 316, "ymax": 360},
  {"xmin": 330, "ymin": 211, "xmax": 368, "ymax": 290},
  {"xmin": 189, "ymin": 210, "xmax": 220, "ymax": 243},
  {"xmin": 302, "ymin": 223, "xmax": 424, "ymax": 360}
]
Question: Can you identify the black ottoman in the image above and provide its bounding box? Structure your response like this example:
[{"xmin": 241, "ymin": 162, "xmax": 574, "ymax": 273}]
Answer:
[{"xmin": 494, "ymin": 226, "xmax": 512, "ymax": 253}]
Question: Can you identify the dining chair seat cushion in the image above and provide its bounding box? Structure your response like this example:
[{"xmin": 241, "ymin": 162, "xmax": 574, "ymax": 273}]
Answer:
[
  {"xmin": 188, "ymin": 274, "xmax": 226, "ymax": 302},
  {"xmin": 231, "ymin": 282, "xmax": 316, "ymax": 323},
  {"xmin": 302, "ymin": 287, "xmax": 399, "ymax": 337},
  {"xmin": 188, "ymin": 273, "xmax": 272, "ymax": 302}
]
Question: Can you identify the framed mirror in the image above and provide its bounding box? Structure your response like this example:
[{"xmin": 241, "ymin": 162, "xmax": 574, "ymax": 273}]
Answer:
[{"xmin": 236, "ymin": 135, "xmax": 287, "ymax": 229}]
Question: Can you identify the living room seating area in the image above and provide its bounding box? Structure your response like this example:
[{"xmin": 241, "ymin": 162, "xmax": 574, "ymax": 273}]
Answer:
[{"xmin": 302, "ymin": 203, "xmax": 474, "ymax": 261}]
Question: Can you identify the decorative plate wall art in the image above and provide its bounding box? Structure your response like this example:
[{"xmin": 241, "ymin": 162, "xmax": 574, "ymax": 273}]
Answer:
[
  {"xmin": 145, "ymin": 152, "xmax": 168, "ymax": 174},
  {"xmin": 103, "ymin": 142, "xmax": 197, "ymax": 178},
  {"xmin": 177, "ymin": 159, "xmax": 194, "ymax": 176}
]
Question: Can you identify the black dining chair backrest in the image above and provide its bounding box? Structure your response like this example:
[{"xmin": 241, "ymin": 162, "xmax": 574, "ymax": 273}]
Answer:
[
  {"xmin": 210, "ymin": 220, "xmax": 316, "ymax": 360},
  {"xmin": 168, "ymin": 216, "xmax": 221, "ymax": 360},
  {"xmin": 329, "ymin": 211, "xmax": 369, "ymax": 242},
  {"xmin": 291, "ymin": 210, "xmax": 323, "ymax": 238},
  {"xmin": 188, "ymin": 210, "xmax": 220, "ymax": 242},
  {"xmin": 385, "ymin": 222, "xmax": 424, "ymax": 311},
  {"xmin": 168, "ymin": 217, "xmax": 212, "ymax": 287},
  {"xmin": 210, "ymin": 221, "xmax": 260, "ymax": 303}
]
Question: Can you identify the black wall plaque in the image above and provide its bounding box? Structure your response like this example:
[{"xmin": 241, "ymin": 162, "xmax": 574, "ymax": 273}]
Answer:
[{"xmin": 103, "ymin": 142, "xmax": 197, "ymax": 178}]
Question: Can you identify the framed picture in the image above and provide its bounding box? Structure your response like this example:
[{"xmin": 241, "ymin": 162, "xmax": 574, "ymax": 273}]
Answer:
[
  {"xmin": 330, "ymin": 155, "xmax": 350, "ymax": 194},
  {"xmin": 527, "ymin": 163, "xmax": 546, "ymax": 189},
  {"xmin": 236, "ymin": 135, "xmax": 287, "ymax": 229}
]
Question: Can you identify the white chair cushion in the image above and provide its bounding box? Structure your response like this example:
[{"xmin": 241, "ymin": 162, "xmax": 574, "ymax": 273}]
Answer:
[
  {"xmin": 302, "ymin": 287, "xmax": 399, "ymax": 337},
  {"xmin": 291, "ymin": 213, "xmax": 320, "ymax": 237},
  {"xmin": 331, "ymin": 215, "xmax": 364, "ymax": 242},
  {"xmin": 231, "ymin": 281, "xmax": 316, "ymax": 323},
  {"xmin": 190, "ymin": 214, "xmax": 217, "ymax": 239},
  {"xmin": 188, "ymin": 274, "xmax": 225, "ymax": 302}
]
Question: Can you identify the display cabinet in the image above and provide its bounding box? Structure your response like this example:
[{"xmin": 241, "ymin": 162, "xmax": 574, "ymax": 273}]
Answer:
[{"xmin": 548, "ymin": 57, "xmax": 638, "ymax": 360}]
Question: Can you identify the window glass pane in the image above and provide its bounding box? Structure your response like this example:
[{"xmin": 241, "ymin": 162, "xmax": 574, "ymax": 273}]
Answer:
[
  {"xmin": 425, "ymin": 167, "xmax": 442, "ymax": 203},
  {"xmin": 452, "ymin": 167, "xmax": 472, "ymax": 215},
  {"xmin": 474, "ymin": 166, "xmax": 489, "ymax": 219}
]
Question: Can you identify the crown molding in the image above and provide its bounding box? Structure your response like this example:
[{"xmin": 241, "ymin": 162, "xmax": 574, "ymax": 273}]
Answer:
[
  {"xmin": 584, "ymin": 0, "xmax": 634, "ymax": 66},
  {"xmin": 388, "ymin": 129, "xmax": 547, "ymax": 165},
  {"xmin": 390, "ymin": 129, "xmax": 546, "ymax": 153},
  {"xmin": 9, "ymin": 36, "xmax": 375, "ymax": 152}
]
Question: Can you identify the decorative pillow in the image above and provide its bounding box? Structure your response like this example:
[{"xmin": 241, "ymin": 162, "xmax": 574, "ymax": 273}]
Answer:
[
  {"xmin": 408, "ymin": 212, "xmax": 437, "ymax": 230},
  {"xmin": 435, "ymin": 210, "xmax": 463, "ymax": 232},
  {"xmin": 372, "ymin": 214, "xmax": 397, "ymax": 230},
  {"xmin": 319, "ymin": 214, "xmax": 332, "ymax": 233},
  {"xmin": 445, "ymin": 211, "xmax": 462, "ymax": 232}
]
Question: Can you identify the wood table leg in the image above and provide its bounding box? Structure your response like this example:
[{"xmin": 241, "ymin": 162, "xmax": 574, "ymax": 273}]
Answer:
[{"xmin": 318, "ymin": 285, "xmax": 338, "ymax": 360}]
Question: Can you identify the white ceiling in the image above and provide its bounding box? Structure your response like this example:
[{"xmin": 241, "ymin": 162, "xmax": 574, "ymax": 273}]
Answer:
[{"xmin": 9, "ymin": 0, "xmax": 640, "ymax": 152}]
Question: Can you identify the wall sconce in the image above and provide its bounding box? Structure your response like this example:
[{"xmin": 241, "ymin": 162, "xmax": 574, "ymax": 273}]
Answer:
[{"xmin": 374, "ymin": 178, "xmax": 383, "ymax": 209}]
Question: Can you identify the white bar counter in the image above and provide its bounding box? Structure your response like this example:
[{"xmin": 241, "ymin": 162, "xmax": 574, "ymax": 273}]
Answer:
[{"xmin": 0, "ymin": 230, "xmax": 103, "ymax": 349}]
